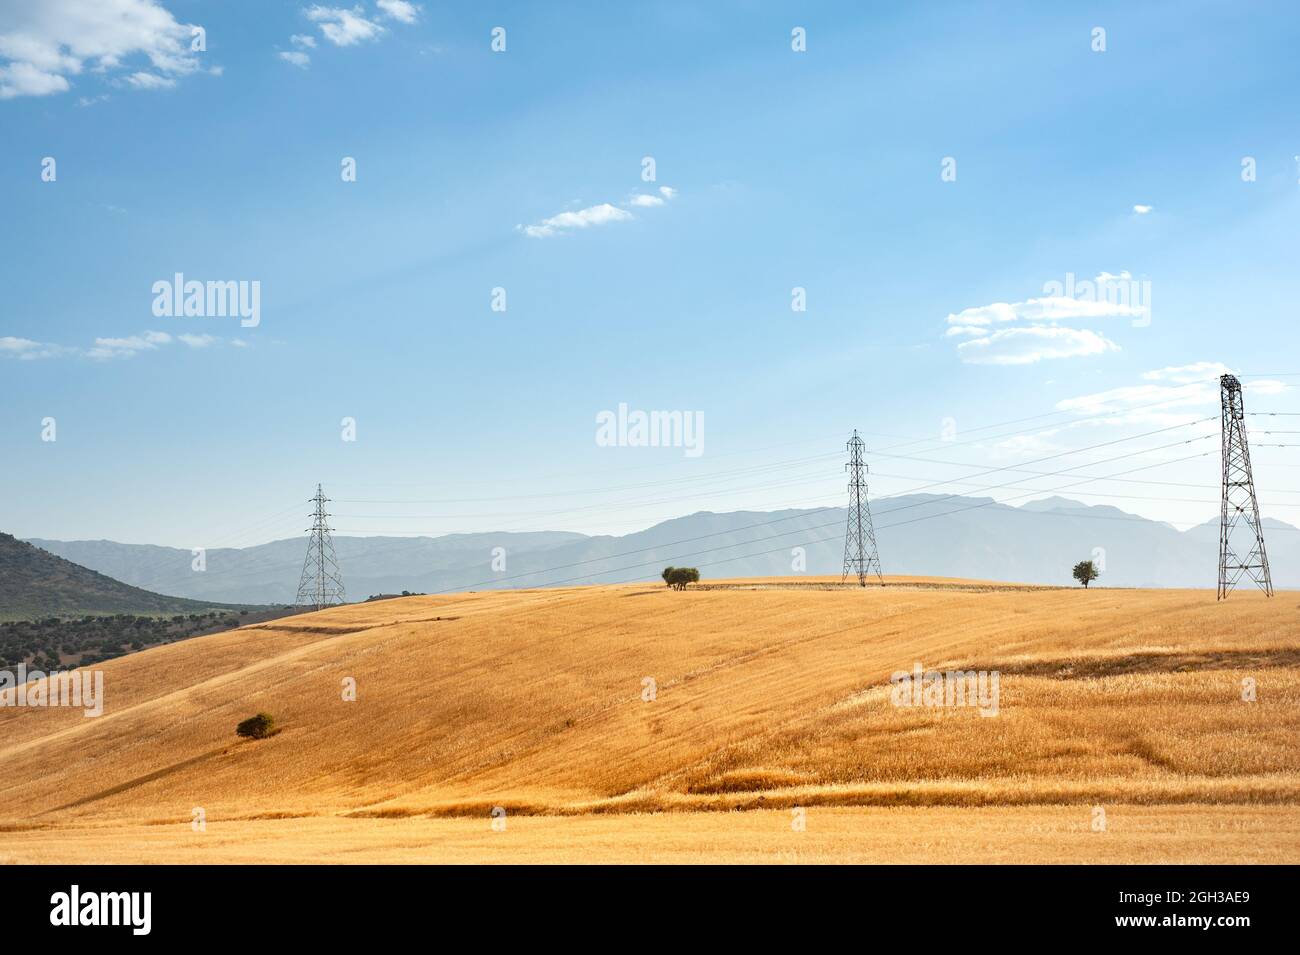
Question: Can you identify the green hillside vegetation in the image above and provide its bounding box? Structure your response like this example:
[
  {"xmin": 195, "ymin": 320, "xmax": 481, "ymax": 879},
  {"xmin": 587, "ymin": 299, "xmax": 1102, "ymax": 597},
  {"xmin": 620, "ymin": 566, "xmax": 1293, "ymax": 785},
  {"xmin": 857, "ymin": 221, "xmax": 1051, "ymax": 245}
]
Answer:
[
  {"xmin": 0, "ymin": 532, "xmax": 232, "ymax": 621},
  {"xmin": 0, "ymin": 532, "xmax": 313, "ymax": 668},
  {"xmin": 0, "ymin": 607, "xmax": 304, "ymax": 671}
]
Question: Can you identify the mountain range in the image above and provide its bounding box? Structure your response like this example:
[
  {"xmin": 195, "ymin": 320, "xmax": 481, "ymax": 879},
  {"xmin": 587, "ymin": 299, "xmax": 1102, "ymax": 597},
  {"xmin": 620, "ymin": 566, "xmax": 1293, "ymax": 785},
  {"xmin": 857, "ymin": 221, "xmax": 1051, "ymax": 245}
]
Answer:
[{"xmin": 25, "ymin": 495, "xmax": 1300, "ymax": 605}]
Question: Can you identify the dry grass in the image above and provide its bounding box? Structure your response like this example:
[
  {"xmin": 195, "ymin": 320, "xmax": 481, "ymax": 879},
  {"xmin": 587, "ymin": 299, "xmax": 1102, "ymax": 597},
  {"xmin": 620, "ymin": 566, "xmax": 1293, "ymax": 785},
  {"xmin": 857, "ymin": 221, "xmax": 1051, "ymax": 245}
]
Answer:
[
  {"xmin": 1, "ymin": 578, "xmax": 1296, "ymax": 862},
  {"xmin": 2, "ymin": 806, "xmax": 1292, "ymax": 865}
]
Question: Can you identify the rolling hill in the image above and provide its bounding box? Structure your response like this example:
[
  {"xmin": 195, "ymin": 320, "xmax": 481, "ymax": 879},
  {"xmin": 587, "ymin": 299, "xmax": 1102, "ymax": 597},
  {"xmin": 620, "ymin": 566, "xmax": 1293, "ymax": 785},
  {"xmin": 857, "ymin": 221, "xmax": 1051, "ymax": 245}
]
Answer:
[
  {"xmin": 0, "ymin": 532, "xmax": 232, "ymax": 621},
  {"xmin": 1, "ymin": 578, "xmax": 1296, "ymax": 863}
]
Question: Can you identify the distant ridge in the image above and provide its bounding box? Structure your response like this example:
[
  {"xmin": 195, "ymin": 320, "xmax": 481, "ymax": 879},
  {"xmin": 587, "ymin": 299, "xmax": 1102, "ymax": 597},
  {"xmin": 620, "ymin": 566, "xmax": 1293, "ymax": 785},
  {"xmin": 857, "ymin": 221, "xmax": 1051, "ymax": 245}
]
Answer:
[{"xmin": 26, "ymin": 496, "xmax": 1300, "ymax": 603}]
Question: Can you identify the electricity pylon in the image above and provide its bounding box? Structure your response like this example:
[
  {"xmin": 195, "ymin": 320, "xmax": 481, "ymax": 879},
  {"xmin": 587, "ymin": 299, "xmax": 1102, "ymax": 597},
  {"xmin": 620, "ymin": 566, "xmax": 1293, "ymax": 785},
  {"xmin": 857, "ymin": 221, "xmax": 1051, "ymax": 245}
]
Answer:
[
  {"xmin": 295, "ymin": 483, "xmax": 346, "ymax": 609},
  {"xmin": 1218, "ymin": 375, "xmax": 1272, "ymax": 599},
  {"xmin": 841, "ymin": 430, "xmax": 884, "ymax": 587}
]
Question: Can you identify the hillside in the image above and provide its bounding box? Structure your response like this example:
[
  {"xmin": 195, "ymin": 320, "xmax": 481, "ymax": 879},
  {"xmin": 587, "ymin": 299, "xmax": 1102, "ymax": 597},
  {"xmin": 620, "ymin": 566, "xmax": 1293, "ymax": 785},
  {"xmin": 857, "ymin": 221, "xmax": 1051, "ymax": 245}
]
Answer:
[
  {"xmin": 0, "ymin": 532, "xmax": 230, "ymax": 621},
  {"xmin": 1, "ymin": 578, "xmax": 1297, "ymax": 863},
  {"xmin": 28, "ymin": 497, "xmax": 1300, "ymax": 603}
]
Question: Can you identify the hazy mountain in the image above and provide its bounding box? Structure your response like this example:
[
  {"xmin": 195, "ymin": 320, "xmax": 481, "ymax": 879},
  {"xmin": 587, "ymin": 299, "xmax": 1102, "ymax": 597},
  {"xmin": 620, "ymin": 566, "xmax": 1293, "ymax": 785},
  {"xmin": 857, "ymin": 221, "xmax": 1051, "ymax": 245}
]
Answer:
[
  {"xmin": 0, "ymin": 532, "xmax": 232, "ymax": 621},
  {"xmin": 25, "ymin": 496, "xmax": 1299, "ymax": 604}
]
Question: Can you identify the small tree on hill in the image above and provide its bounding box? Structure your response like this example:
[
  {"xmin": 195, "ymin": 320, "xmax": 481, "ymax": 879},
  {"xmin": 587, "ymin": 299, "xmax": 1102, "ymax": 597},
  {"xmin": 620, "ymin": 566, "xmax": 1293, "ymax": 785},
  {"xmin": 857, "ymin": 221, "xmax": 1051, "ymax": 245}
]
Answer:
[
  {"xmin": 1072, "ymin": 560, "xmax": 1099, "ymax": 589},
  {"xmin": 663, "ymin": 567, "xmax": 700, "ymax": 591}
]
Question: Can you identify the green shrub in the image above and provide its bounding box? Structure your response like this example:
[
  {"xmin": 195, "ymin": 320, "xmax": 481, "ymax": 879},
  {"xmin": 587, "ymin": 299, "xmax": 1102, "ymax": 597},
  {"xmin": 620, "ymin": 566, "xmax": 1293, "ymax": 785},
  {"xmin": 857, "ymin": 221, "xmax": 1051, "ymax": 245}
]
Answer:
[
  {"xmin": 236, "ymin": 712, "xmax": 276, "ymax": 740},
  {"xmin": 663, "ymin": 567, "xmax": 700, "ymax": 590}
]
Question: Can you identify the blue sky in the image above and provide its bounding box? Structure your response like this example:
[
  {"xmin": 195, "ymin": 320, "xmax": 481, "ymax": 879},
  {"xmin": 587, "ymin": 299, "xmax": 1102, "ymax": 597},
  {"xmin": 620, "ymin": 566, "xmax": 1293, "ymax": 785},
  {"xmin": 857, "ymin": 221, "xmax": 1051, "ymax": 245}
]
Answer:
[{"xmin": 2, "ymin": 0, "xmax": 1299, "ymax": 549}]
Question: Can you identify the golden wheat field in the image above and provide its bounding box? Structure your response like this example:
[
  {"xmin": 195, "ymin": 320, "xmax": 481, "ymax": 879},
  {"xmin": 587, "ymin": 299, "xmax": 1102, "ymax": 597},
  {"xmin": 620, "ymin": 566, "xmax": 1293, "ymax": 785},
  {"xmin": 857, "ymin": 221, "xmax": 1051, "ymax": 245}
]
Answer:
[{"xmin": 1, "ymin": 577, "xmax": 1297, "ymax": 864}]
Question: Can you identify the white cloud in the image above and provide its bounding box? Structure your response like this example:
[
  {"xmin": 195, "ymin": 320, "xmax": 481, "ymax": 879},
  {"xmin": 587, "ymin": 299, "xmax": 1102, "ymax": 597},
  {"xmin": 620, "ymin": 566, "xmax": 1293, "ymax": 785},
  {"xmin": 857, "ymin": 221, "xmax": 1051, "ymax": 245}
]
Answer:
[
  {"xmin": 626, "ymin": 185, "xmax": 681, "ymax": 206},
  {"xmin": 290, "ymin": 34, "xmax": 317, "ymax": 48},
  {"xmin": 1141, "ymin": 362, "xmax": 1231, "ymax": 385},
  {"xmin": 1056, "ymin": 381, "xmax": 1217, "ymax": 416},
  {"xmin": 78, "ymin": 328, "xmax": 240, "ymax": 358},
  {"xmin": 0, "ymin": 336, "xmax": 65, "ymax": 360},
  {"xmin": 279, "ymin": 50, "xmax": 311, "ymax": 69},
  {"xmin": 177, "ymin": 333, "xmax": 218, "ymax": 348},
  {"xmin": 955, "ymin": 326, "xmax": 1119, "ymax": 365},
  {"xmin": 0, "ymin": 60, "xmax": 70, "ymax": 98},
  {"xmin": 519, "ymin": 186, "xmax": 677, "ymax": 239},
  {"xmin": 1247, "ymin": 379, "xmax": 1290, "ymax": 396},
  {"xmin": 1057, "ymin": 363, "xmax": 1289, "ymax": 423},
  {"xmin": 122, "ymin": 70, "xmax": 175, "ymax": 90},
  {"xmin": 519, "ymin": 203, "xmax": 633, "ymax": 239},
  {"xmin": 305, "ymin": 5, "xmax": 385, "ymax": 47},
  {"xmin": 8, "ymin": 328, "xmax": 243, "ymax": 360},
  {"xmin": 87, "ymin": 330, "xmax": 172, "ymax": 359},
  {"xmin": 946, "ymin": 294, "xmax": 1145, "ymax": 330},
  {"xmin": 1133, "ymin": 204, "xmax": 1153, "ymax": 214},
  {"xmin": 0, "ymin": 0, "xmax": 206, "ymax": 100},
  {"xmin": 1, "ymin": 336, "xmax": 41, "ymax": 353},
  {"xmin": 944, "ymin": 270, "xmax": 1151, "ymax": 365},
  {"xmin": 376, "ymin": 0, "xmax": 419, "ymax": 24}
]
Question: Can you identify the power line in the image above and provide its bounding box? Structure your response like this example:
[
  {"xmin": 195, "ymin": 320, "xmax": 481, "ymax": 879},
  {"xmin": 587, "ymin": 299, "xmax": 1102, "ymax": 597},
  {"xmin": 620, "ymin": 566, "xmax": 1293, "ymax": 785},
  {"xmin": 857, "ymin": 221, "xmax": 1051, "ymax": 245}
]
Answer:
[
  {"xmin": 863, "ymin": 426, "xmax": 1218, "ymax": 521},
  {"xmin": 154, "ymin": 418, "xmax": 1224, "ymax": 594},
  {"xmin": 425, "ymin": 436, "xmax": 1220, "ymax": 594}
]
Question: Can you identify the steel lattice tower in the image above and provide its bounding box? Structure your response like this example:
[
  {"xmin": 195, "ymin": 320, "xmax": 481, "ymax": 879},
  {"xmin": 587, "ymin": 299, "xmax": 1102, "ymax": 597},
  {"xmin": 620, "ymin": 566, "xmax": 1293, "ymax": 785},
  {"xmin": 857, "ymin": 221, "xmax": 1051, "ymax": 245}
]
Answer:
[
  {"xmin": 1218, "ymin": 375, "xmax": 1272, "ymax": 599},
  {"xmin": 841, "ymin": 430, "xmax": 884, "ymax": 587},
  {"xmin": 295, "ymin": 483, "xmax": 346, "ymax": 609}
]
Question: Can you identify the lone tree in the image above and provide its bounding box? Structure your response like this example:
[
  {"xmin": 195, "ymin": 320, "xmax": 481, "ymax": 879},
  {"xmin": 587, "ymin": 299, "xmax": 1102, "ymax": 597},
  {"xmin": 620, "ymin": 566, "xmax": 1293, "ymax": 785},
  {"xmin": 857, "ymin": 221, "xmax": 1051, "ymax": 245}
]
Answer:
[
  {"xmin": 1072, "ymin": 560, "xmax": 1099, "ymax": 589},
  {"xmin": 236, "ymin": 712, "xmax": 276, "ymax": 740},
  {"xmin": 661, "ymin": 566, "xmax": 700, "ymax": 591}
]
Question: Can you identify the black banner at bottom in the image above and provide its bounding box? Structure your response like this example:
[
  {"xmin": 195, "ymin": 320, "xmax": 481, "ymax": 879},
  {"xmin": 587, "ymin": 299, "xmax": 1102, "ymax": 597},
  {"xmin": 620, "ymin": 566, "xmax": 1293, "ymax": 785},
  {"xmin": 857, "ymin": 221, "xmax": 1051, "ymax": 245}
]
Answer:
[{"xmin": 4, "ymin": 865, "xmax": 1287, "ymax": 940}]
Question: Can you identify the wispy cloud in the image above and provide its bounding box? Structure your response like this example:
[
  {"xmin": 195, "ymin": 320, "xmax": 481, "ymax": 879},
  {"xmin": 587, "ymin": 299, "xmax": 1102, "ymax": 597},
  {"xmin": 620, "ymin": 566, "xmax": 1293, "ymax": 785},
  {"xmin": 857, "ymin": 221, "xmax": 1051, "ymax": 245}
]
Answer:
[
  {"xmin": 519, "ymin": 185, "xmax": 677, "ymax": 239},
  {"xmin": 1133, "ymin": 204, "xmax": 1153, "ymax": 214},
  {"xmin": 946, "ymin": 295, "xmax": 1145, "ymax": 330},
  {"xmin": 1142, "ymin": 361, "xmax": 1229, "ymax": 385},
  {"xmin": 1056, "ymin": 363, "xmax": 1289, "ymax": 423},
  {"xmin": 954, "ymin": 325, "xmax": 1118, "ymax": 366},
  {"xmin": 177, "ymin": 332, "xmax": 218, "ymax": 348},
  {"xmin": 87, "ymin": 330, "xmax": 173, "ymax": 360},
  {"xmin": 0, "ymin": 336, "xmax": 66, "ymax": 360},
  {"xmin": 122, "ymin": 70, "xmax": 176, "ymax": 90},
  {"xmin": 3, "ymin": 329, "xmax": 241, "ymax": 361},
  {"xmin": 279, "ymin": 50, "xmax": 311, "ymax": 69},
  {"xmin": 519, "ymin": 203, "xmax": 630, "ymax": 239}
]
